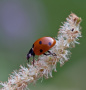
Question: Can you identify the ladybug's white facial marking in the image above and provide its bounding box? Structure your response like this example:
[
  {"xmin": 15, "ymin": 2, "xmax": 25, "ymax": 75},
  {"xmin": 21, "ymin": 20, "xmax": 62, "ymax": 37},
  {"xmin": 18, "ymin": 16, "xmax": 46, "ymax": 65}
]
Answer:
[
  {"xmin": 27, "ymin": 53, "xmax": 31, "ymax": 60},
  {"xmin": 29, "ymin": 54, "xmax": 31, "ymax": 57}
]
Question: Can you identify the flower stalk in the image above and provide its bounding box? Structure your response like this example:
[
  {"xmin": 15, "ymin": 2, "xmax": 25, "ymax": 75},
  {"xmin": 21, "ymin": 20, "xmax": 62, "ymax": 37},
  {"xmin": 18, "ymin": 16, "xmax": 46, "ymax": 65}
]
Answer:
[{"xmin": 0, "ymin": 13, "xmax": 82, "ymax": 90}]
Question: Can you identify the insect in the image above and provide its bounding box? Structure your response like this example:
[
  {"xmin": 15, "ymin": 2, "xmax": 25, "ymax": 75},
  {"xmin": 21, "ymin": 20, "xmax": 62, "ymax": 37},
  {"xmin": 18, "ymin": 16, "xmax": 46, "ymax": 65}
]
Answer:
[{"xmin": 27, "ymin": 37, "xmax": 56, "ymax": 65}]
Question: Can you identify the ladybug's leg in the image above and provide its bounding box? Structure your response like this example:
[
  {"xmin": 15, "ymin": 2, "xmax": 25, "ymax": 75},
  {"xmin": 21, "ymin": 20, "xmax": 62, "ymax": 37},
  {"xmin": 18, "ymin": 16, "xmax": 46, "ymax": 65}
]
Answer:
[
  {"xmin": 43, "ymin": 53, "xmax": 50, "ymax": 56},
  {"xmin": 43, "ymin": 51, "xmax": 56, "ymax": 56},
  {"xmin": 33, "ymin": 56, "xmax": 34, "ymax": 65},
  {"xmin": 47, "ymin": 51, "xmax": 56, "ymax": 56},
  {"xmin": 27, "ymin": 59, "xmax": 29, "ymax": 63},
  {"xmin": 32, "ymin": 54, "xmax": 35, "ymax": 65}
]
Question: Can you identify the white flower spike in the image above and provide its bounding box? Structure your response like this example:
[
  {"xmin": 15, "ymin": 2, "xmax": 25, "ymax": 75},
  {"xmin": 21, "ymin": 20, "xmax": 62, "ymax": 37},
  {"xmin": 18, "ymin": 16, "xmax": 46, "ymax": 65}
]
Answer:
[{"xmin": 0, "ymin": 13, "xmax": 82, "ymax": 90}]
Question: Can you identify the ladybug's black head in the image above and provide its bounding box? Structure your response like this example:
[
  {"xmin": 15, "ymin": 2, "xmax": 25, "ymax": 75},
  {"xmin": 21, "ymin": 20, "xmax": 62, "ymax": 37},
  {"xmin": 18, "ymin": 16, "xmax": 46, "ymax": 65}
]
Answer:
[{"xmin": 27, "ymin": 48, "xmax": 35, "ymax": 62}]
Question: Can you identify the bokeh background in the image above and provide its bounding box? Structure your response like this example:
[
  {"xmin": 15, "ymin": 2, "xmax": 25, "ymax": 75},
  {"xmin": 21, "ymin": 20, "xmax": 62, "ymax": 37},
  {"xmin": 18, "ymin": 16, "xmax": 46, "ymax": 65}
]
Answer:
[{"xmin": 0, "ymin": 0, "xmax": 86, "ymax": 90}]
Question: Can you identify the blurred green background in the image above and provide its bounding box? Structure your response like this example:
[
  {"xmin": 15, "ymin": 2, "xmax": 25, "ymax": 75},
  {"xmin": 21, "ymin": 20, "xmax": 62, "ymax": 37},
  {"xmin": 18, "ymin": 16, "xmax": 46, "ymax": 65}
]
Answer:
[{"xmin": 0, "ymin": 0, "xmax": 86, "ymax": 90}]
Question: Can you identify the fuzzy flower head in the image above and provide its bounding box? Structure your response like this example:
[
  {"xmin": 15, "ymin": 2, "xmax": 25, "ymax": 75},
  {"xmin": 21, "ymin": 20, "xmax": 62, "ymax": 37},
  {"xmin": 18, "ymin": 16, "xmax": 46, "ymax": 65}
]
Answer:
[{"xmin": 0, "ymin": 13, "xmax": 82, "ymax": 90}]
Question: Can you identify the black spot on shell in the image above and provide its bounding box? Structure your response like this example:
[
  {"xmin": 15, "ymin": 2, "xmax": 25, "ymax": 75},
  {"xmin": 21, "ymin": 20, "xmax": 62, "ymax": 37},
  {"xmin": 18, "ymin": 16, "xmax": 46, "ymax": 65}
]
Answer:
[
  {"xmin": 40, "ymin": 49, "xmax": 43, "ymax": 52},
  {"xmin": 48, "ymin": 42, "xmax": 51, "ymax": 46},
  {"xmin": 71, "ymin": 28, "xmax": 74, "ymax": 31},
  {"xmin": 39, "ymin": 41, "xmax": 42, "ymax": 44}
]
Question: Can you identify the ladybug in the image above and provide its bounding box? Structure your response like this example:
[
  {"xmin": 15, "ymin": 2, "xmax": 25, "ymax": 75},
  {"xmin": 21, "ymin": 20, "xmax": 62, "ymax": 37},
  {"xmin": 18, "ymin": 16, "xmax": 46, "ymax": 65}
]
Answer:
[{"xmin": 27, "ymin": 37, "xmax": 56, "ymax": 65}]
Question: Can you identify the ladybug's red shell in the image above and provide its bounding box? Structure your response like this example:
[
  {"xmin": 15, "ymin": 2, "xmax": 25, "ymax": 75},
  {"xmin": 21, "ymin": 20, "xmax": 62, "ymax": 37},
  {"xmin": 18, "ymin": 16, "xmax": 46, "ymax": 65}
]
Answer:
[{"xmin": 33, "ymin": 37, "xmax": 56, "ymax": 55}]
